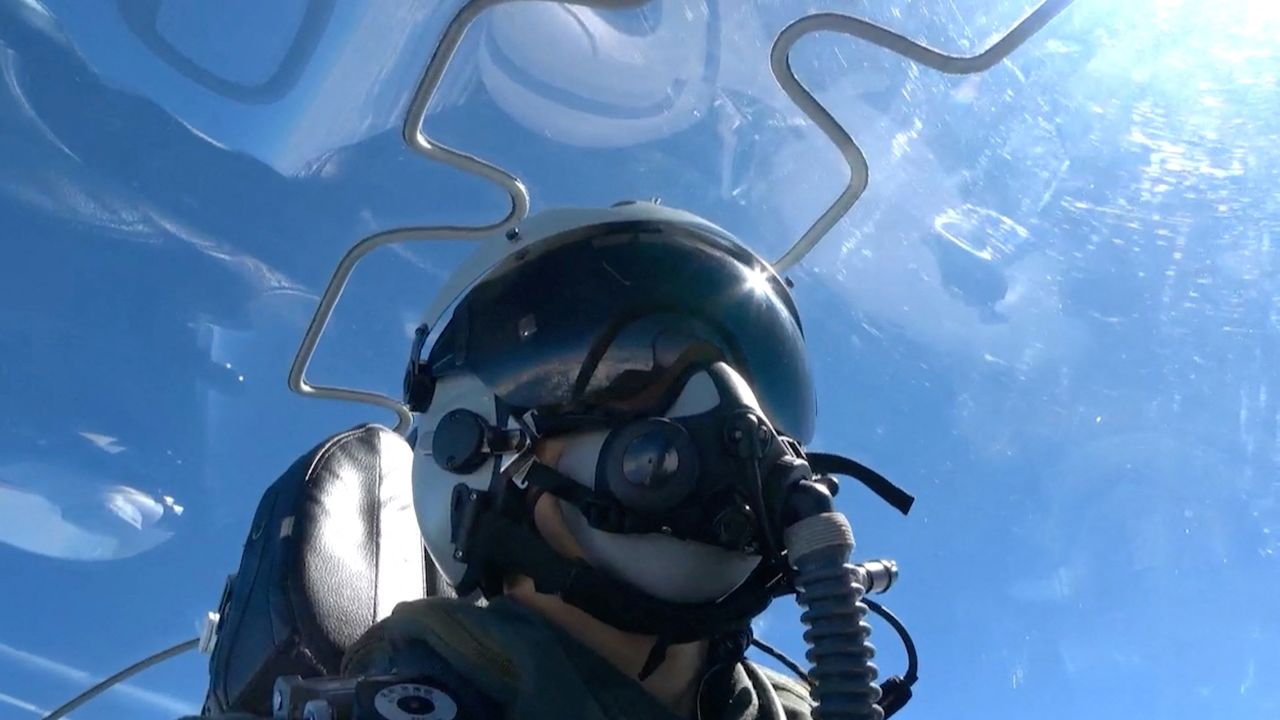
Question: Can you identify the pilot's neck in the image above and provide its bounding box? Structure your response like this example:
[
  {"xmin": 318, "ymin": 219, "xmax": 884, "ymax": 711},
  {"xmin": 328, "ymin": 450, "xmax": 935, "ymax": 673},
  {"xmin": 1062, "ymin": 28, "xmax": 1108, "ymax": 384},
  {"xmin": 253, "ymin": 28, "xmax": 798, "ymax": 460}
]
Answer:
[
  {"xmin": 503, "ymin": 489, "xmax": 709, "ymax": 718},
  {"xmin": 505, "ymin": 575, "xmax": 709, "ymax": 718}
]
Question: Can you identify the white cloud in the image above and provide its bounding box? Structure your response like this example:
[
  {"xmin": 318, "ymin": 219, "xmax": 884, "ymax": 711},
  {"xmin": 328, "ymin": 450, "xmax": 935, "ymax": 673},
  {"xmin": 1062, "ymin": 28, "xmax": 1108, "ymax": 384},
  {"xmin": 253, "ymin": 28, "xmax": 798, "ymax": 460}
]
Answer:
[
  {"xmin": 78, "ymin": 432, "xmax": 127, "ymax": 455},
  {"xmin": 0, "ymin": 690, "xmax": 47, "ymax": 716}
]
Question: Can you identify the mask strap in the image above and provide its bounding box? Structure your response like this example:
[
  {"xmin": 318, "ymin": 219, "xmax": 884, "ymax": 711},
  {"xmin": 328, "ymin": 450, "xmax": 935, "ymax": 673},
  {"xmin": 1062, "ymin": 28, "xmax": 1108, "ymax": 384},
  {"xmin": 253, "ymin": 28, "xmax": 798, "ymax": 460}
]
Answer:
[
  {"xmin": 522, "ymin": 463, "xmax": 598, "ymax": 512},
  {"xmin": 641, "ymin": 624, "xmax": 749, "ymax": 684},
  {"xmin": 637, "ymin": 636, "xmax": 672, "ymax": 682},
  {"xmin": 522, "ymin": 461, "xmax": 670, "ymax": 537},
  {"xmin": 458, "ymin": 506, "xmax": 774, "ymax": 642},
  {"xmin": 693, "ymin": 628, "xmax": 756, "ymax": 718}
]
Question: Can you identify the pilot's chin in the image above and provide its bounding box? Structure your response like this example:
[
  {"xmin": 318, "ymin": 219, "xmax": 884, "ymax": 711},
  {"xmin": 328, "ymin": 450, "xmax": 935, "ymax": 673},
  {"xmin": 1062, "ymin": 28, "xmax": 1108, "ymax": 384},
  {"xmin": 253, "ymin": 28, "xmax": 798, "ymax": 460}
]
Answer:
[{"xmin": 559, "ymin": 500, "xmax": 761, "ymax": 604}]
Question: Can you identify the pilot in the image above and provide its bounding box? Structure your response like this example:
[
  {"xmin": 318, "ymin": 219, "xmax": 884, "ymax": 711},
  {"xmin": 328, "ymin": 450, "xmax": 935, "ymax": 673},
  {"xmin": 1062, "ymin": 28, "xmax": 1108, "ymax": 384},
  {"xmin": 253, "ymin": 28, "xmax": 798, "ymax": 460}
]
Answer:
[{"xmin": 344, "ymin": 203, "xmax": 819, "ymax": 719}]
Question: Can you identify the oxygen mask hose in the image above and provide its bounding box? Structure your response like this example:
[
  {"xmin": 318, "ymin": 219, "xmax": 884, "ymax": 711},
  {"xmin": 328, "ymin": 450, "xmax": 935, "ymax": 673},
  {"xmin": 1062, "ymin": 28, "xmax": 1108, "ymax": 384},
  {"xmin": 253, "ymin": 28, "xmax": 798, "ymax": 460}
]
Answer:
[{"xmin": 783, "ymin": 481, "xmax": 882, "ymax": 720}]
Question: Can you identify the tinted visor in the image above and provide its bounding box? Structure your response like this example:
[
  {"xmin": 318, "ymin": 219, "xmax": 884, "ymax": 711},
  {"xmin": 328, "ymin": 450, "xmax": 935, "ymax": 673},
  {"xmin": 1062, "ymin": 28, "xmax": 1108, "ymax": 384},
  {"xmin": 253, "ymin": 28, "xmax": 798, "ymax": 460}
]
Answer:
[{"xmin": 426, "ymin": 220, "xmax": 815, "ymax": 442}]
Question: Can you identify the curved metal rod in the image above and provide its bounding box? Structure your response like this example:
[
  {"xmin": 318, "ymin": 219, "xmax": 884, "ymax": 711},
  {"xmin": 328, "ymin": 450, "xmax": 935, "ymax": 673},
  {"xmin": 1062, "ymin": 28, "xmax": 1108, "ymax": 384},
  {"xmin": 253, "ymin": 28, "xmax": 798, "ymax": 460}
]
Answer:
[
  {"xmin": 290, "ymin": 0, "xmax": 654, "ymax": 431},
  {"xmin": 769, "ymin": 0, "xmax": 1076, "ymax": 272},
  {"xmin": 290, "ymin": 226, "xmax": 510, "ymax": 433},
  {"xmin": 290, "ymin": 0, "xmax": 529, "ymax": 432},
  {"xmin": 290, "ymin": 0, "xmax": 646, "ymax": 432},
  {"xmin": 41, "ymin": 638, "xmax": 199, "ymax": 720}
]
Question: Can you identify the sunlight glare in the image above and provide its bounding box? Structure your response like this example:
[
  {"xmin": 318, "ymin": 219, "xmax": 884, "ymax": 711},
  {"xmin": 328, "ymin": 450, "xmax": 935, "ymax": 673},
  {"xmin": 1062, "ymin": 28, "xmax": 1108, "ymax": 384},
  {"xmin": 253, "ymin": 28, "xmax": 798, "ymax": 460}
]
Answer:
[{"xmin": 746, "ymin": 268, "xmax": 772, "ymax": 294}]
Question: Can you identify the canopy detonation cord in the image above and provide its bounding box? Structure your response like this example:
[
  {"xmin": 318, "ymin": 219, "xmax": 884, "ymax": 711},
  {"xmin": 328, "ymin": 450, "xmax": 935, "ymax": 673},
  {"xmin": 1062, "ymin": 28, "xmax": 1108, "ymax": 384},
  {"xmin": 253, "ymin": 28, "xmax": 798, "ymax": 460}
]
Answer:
[
  {"xmin": 768, "ymin": 0, "xmax": 1076, "ymax": 271},
  {"xmin": 40, "ymin": 638, "xmax": 199, "ymax": 720}
]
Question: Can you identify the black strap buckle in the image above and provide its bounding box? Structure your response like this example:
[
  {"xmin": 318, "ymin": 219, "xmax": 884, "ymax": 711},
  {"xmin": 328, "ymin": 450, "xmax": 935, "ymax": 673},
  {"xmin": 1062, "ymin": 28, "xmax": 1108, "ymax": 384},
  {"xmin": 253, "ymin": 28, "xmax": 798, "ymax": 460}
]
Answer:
[
  {"xmin": 448, "ymin": 484, "xmax": 489, "ymax": 563},
  {"xmin": 404, "ymin": 323, "xmax": 436, "ymax": 412}
]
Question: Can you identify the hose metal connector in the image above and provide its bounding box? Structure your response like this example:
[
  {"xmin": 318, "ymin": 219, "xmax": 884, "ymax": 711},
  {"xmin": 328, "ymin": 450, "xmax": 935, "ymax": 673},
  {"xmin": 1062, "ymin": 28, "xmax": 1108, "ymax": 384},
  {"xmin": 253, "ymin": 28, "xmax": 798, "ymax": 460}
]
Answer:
[{"xmin": 853, "ymin": 559, "xmax": 898, "ymax": 595}]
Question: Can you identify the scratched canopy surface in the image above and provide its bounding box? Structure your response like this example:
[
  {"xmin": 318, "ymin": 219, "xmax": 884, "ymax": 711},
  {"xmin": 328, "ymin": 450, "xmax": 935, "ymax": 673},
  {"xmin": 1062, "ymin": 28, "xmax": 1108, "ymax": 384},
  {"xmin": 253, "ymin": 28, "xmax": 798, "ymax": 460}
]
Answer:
[{"xmin": 1, "ymin": 0, "xmax": 1277, "ymax": 717}]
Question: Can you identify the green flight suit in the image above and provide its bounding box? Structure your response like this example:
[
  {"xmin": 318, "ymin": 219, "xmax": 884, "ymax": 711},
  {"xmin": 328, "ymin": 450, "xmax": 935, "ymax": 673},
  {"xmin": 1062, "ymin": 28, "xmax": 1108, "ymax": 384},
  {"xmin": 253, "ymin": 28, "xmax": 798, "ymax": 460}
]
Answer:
[{"xmin": 342, "ymin": 596, "xmax": 815, "ymax": 720}]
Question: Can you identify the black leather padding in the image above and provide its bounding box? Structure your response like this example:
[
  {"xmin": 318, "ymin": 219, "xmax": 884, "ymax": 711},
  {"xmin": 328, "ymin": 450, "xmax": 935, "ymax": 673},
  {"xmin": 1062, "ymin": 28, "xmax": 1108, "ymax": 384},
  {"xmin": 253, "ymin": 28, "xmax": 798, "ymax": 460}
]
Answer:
[{"xmin": 206, "ymin": 424, "xmax": 440, "ymax": 715}]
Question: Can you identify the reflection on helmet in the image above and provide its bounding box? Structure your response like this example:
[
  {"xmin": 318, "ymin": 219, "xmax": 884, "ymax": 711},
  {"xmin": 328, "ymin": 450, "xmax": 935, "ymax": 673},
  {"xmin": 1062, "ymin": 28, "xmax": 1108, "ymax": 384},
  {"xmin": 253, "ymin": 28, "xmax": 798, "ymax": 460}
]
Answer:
[{"xmin": 415, "ymin": 208, "xmax": 813, "ymax": 441}]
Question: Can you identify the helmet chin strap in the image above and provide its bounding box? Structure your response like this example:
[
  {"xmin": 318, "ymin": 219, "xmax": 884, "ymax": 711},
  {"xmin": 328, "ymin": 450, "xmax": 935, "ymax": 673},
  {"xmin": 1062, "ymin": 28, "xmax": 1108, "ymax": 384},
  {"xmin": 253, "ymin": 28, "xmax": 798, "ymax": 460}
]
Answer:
[
  {"xmin": 450, "ymin": 492, "xmax": 783, "ymax": 672},
  {"xmin": 440, "ymin": 370, "xmax": 915, "ymax": 685}
]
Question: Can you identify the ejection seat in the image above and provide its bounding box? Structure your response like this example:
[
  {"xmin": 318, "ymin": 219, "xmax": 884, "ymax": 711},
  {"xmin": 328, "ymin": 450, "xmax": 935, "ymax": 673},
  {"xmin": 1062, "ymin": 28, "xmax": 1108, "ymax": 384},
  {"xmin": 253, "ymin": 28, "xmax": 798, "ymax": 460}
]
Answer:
[{"xmin": 202, "ymin": 425, "xmax": 451, "ymax": 715}]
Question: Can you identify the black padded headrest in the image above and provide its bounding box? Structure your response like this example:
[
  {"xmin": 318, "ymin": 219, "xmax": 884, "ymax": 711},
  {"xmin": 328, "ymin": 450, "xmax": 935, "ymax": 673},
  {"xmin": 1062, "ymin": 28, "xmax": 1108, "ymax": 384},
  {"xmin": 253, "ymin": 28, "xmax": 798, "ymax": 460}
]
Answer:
[
  {"xmin": 293, "ymin": 425, "xmax": 426, "ymax": 642},
  {"xmin": 206, "ymin": 424, "xmax": 441, "ymax": 714}
]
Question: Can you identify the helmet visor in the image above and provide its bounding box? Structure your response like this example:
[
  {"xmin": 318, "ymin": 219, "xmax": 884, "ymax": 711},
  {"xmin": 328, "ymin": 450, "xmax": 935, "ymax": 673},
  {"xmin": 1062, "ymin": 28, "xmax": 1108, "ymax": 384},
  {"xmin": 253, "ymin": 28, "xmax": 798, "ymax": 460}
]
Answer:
[{"xmin": 425, "ymin": 220, "xmax": 815, "ymax": 442}]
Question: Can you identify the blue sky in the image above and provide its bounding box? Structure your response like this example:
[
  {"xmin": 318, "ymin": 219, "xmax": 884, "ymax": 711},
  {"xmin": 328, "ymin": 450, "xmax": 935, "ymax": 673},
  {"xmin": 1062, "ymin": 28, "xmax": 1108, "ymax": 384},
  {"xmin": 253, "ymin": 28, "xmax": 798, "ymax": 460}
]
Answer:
[{"xmin": 1, "ymin": 0, "xmax": 1278, "ymax": 717}]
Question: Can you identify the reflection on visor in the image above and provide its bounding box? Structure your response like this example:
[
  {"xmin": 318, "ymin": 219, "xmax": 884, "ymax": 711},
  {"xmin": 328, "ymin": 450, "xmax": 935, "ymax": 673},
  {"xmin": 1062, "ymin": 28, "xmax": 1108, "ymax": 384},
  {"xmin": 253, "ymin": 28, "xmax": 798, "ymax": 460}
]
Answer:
[
  {"xmin": 581, "ymin": 314, "xmax": 730, "ymax": 410},
  {"xmin": 427, "ymin": 220, "xmax": 815, "ymax": 441}
]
